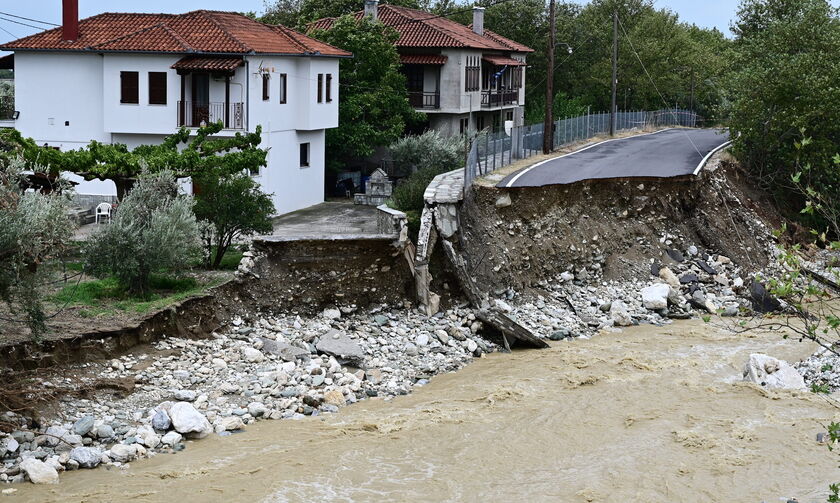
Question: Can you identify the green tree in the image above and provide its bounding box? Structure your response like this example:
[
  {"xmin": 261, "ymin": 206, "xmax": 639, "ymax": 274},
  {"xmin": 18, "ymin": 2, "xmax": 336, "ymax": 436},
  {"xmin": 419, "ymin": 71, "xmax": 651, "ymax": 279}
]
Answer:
[
  {"xmin": 262, "ymin": 0, "xmax": 422, "ymax": 29},
  {"xmin": 193, "ymin": 173, "xmax": 275, "ymax": 269},
  {"xmin": 85, "ymin": 170, "xmax": 201, "ymax": 295},
  {"xmin": 0, "ymin": 122, "xmax": 267, "ymax": 200},
  {"xmin": 0, "ymin": 157, "xmax": 75, "ymax": 338},
  {"xmin": 309, "ymin": 15, "xmax": 421, "ymax": 169},
  {"xmin": 727, "ymin": 0, "xmax": 840, "ymax": 221}
]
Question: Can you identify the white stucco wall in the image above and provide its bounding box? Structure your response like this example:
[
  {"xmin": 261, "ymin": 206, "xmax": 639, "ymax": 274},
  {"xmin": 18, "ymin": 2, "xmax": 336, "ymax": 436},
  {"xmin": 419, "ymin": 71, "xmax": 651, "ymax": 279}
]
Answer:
[
  {"xmin": 257, "ymin": 129, "xmax": 325, "ymax": 215},
  {"xmin": 10, "ymin": 50, "xmax": 342, "ymax": 215},
  {"xmin": 246, "ymin": 55, "xmax": 339, "ymax": 134},
  {"xmin": 103, "ymin": 54, "xmax": 179, "ymax": 135},
  {"xmin": 13, "ymin": 52, "xmax": 108, "ymax": 147}
]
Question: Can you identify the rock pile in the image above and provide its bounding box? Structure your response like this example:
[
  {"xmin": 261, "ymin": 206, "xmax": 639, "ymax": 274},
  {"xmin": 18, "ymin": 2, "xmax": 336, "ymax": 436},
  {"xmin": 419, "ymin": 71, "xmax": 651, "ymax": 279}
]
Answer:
[
  {"xmin": 498, "ymin": 242, "xmax": 773, "ymax": 339},
  {"xmin": 796, "ymin": 348, "xmax": 840, "ymax": 392},
  {"xmin": 0, "ymin": 305, "xmax": 496, "ymax": 484}
]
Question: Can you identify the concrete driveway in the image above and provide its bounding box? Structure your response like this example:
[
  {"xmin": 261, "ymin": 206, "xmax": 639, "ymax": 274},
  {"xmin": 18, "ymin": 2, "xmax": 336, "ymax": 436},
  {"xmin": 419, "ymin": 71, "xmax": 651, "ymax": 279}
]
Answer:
[
  {"xmin": 267, "ymin": 202, "xmax": 386, "ymax": 240},
  {"xmin": 499, "ymin": 128, "xmax": 731, "ymax": 188}
]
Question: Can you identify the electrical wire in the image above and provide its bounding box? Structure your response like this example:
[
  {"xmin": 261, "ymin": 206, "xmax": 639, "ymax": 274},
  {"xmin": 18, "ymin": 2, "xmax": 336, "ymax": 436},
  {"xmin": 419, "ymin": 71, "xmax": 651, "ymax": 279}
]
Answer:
[
  {"xmin": 0, "ymin": 11, "xmax": 59, "ymax": 27},
  {"xmin": 616, "ymin": 14, "xmax": 704, "ymax": 157},
  {"xmin": 0, "ymin": 23, "xmax": 17, "ymax": 40},
  {"xmin": 0, "ymin": 15, "xmax": 51, "ymax": 31}
]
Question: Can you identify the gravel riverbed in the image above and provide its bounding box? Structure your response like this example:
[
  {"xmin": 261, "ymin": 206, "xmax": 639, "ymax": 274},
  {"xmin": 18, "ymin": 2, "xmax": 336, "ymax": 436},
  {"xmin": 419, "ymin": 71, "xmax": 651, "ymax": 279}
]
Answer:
[{"xmin": 1, "ymin": 242, "xmax": 833, "ymax": 486}]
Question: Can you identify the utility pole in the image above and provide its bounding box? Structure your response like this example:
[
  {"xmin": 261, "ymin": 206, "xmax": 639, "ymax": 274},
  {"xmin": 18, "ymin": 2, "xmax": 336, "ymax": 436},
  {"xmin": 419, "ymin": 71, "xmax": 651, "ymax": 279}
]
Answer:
[
  {"xmin": 609, "ymin": 11, "xmax": 618, "ymax": 137},
  {"xmin": 542, "ymin": 0, "xmax": 556, "ymax": 154},
  {"xmin": 689, "ymin": 69, "xmax": 695, "ymax": 111}
]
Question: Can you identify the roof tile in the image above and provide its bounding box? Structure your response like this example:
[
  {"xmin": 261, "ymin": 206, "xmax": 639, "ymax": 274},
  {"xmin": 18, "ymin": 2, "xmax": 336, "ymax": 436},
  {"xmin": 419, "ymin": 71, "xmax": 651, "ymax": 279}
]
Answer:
[
  {"xmin": 171, "ymin": 56, "xmax": 244, "ymax": 72},
  {"xmin": 0, "ymin": 10, "xmax": 351, "ymax": 57},
  {"xmin": 400, "ymin": 54, "xmax": 448, "ymax": 65},
  {"xmin": 310, "ymin": 5, "xmax": 533, "ymax": 53}
]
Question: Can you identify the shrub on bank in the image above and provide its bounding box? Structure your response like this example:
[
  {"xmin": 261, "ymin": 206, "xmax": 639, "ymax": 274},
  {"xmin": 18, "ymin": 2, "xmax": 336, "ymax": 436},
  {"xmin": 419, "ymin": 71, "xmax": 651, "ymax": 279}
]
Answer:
[
  {"xmin": 0, "ymin": 157, "xmax": 75, "ymax": 337},
  {"xmin": 85, "ymin": 169, "xmax": 200, "ymax": 296},
  {"xmin": 389, "ymin": 130, "xmax": 465, "ymax": 176}
]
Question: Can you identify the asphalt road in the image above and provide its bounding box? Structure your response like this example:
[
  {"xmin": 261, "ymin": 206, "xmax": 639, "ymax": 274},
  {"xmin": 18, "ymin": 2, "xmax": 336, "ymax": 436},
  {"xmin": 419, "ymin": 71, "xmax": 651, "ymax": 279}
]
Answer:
[{"xmin": 499, "ymin": 128, "xmax": 731, "ymax": 188}]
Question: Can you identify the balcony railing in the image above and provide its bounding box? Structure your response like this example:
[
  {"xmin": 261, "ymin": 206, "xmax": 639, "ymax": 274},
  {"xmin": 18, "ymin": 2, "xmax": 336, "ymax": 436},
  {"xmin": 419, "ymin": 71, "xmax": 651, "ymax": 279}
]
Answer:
[
  {"xmin": 177, "ymin": 101, "xmax": 244, "ymax": 129},
  {"xmin": 481, "ymin": 90, "xmax": 519, "ymax": 108},
  {"xmin": 408, "ymin": 91, "xmax": 440, "ymax": 109}
]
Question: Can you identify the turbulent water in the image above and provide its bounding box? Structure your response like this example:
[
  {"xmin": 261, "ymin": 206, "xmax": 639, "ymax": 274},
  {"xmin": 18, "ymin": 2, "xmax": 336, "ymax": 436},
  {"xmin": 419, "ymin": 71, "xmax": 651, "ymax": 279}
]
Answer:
[{"xmin": 18, "ymin": 321, "xmax": 840, "ymax": 502}]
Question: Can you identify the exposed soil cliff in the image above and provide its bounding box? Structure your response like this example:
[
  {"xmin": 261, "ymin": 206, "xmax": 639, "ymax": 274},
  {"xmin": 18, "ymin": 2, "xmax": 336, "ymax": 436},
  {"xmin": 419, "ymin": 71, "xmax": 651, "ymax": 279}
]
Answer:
[{"xmin": 458, "ymin": 157, "xmax": 782, "ymax": 294}]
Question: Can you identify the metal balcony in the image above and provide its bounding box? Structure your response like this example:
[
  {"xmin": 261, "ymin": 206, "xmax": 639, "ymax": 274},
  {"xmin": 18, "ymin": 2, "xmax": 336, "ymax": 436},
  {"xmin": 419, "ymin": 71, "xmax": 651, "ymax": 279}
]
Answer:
[
  {"xmin": 177, "ymin": 101, "xmax": 244, "ymax": 129},
  {"xmin": 481, "ymin": 90, "xmax": 519, "ymax": 108},
  {"xmin": 408, "ymin": 91, "xmax": 440, "ymax": 110}
]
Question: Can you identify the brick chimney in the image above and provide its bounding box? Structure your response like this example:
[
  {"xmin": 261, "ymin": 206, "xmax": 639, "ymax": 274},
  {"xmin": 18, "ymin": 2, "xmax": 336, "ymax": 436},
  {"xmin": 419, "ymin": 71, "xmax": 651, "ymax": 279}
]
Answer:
[
  {"xmin": 62, "ymin": 0, "xmax": 79, "ymax": 42},
  {"xmin": 472, "ymin": 7, "xmax": 485, "ymax": 36},
  {"xmin": 364, "ymin": 0, "xmax": 379, "ymax": 21}
]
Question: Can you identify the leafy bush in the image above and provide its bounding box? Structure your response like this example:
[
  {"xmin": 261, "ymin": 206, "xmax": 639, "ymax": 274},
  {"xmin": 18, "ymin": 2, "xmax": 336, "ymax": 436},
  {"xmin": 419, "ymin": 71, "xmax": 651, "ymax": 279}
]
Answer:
[
  {"xmin": 389, "ymin": 130, "xmax": 465, "ymax": 176},
  {"xmin": 0, "ymin": 157, "xmax": 75, "ymax": 337},
  {"xmin": 389, "ymin": 167, "xmax": 445, "ymax": 215},
  {"xmin": 85, "ymin": 169, "xmax": 200, "ymax": 295},
  {"xmin": 193, "ymin": 173, "xmax": 274, "ymax": 269},
  {"xmin": 728, "ymin": 0, "xmax": 840, "ymax": 223}
]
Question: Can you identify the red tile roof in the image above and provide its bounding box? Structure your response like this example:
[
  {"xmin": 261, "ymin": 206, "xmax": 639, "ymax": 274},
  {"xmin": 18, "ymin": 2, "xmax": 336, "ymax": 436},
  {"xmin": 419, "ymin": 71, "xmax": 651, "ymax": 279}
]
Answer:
[
  {"xmin": 309, "ymin": 5, "xmax": 533, "ymax": 53},
  {"xmin": 400, "ymin": 54, "xmax": 447, "ymax": 65},
  {"xmin": 0, "ymin": 10, "xmax": 351, "ymax": 57},
  {"xmin": 478, "ymin": 28, "xmax": 535, "ymax": 53},
  {"xmin": 482, "ymin": 55, "xmax": 525, "ymax": 66},
  {"xmin": 171, "ymin": 56, "xmax": 244, "ymax": 72}
]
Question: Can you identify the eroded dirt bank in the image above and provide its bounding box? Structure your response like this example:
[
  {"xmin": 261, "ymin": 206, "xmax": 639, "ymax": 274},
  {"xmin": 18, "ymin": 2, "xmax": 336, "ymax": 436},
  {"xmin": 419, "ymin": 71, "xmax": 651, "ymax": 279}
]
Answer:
[
  {"xmin": 14, "ymin": 321, "xmax": 839, "ymax": 503},
  {"xmin": 461, "ymin": 160, "xmax": 780, "ymax": 293}
]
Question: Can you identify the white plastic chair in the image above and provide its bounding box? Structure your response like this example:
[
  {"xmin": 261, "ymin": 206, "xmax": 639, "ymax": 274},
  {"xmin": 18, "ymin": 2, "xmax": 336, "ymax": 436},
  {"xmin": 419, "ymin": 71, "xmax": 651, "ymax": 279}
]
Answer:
[{"xmin": 95, "ymin": 202, "xmax": 112, "ymax": 224}]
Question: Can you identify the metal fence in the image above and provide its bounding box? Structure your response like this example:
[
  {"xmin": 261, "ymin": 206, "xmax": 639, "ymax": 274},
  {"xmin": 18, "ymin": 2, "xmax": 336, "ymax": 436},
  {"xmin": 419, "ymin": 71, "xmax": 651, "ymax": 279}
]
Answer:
[{"xmin": 465, "ymin": 108, "xmax": 699, "ymax": 185}]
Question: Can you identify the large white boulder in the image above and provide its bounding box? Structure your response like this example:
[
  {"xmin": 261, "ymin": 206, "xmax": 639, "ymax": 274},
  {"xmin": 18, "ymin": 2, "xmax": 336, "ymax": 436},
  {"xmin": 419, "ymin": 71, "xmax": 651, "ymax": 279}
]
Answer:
[
  {"xmin": 168, "ymin": 402, "xmax": 212, "ymax": 438},
  {"xmin": 20, "ymin": 458, "xmax": 59, "ymax": 484},
  {"xmin": 108, "ymin": 444, "xmax": 137, "ymax": 463},
  {"xmin": 70, "ymin": 447, "xmax": 102, "ymax": 469},
  {"xmin": 641, "ymin": 283, "xmax": 670, "ymax": 310},
  {"xmin": 609, "ymin": 300, "xmax": 633, "ymax": 326},
  {"xmin": 241, "ymin": 347, "xmax": 265, "ymax": 363},
  {"xmin": 743, "ymin": 353, "xmax": 806, "ymax": 390}
]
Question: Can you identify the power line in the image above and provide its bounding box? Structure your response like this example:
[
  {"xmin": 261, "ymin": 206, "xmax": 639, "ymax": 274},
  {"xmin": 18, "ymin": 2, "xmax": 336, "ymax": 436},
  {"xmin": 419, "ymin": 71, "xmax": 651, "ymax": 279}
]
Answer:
[
  {"xmin": 0, "ymin": 11, "xmax": 59, "ymax": 27},
  {"xmin": 0, "ymin": 15, "xmax": 50, "ymax": 31},
  {"xmin": 0, "ymin": 23, "xmax": 17, "ymax": 41},
  {"xmin": 616, "ymin": 14, "xmax": 703, "ymax": 157}
]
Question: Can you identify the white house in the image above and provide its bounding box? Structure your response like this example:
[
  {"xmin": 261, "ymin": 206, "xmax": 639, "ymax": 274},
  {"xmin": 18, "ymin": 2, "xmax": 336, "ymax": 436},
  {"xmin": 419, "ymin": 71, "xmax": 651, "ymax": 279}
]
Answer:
[
  {"xmin": 310, "ymin": 1, "xmax": 533, "ymax": 137},
  {"xmin": 0, "ymin": 1, "xmax": 351, "ymax": 215}
]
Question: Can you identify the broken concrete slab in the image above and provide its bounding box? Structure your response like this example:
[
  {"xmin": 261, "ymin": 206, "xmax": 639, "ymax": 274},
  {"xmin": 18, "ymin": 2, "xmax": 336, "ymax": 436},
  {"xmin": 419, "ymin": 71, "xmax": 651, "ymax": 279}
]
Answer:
[
  {"xmin": 315, "ymin": 330, "xmax": 366, "ymax": 365},
  {"xmin": 260, "ymin": 338, "xmax": 310, "ymax": 362}
]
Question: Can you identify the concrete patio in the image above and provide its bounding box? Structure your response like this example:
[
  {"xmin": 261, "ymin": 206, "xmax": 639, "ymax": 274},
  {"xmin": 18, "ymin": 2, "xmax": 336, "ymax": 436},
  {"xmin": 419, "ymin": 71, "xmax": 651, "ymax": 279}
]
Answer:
[{"xmin": 266, "ymin": 202, "xmax": 394, "ymax": 241}]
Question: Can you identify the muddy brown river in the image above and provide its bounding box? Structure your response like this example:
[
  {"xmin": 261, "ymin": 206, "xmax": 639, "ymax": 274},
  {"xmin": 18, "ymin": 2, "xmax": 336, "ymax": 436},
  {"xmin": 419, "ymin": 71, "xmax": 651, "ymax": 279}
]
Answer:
[{"xmin": 14, "ymin": 321, "xmax": 840, "ymax": 502}]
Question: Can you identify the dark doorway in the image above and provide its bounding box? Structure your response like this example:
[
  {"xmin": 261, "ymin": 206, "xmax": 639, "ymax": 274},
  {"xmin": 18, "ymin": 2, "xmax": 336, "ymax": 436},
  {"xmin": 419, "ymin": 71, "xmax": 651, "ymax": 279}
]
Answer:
[
  {"xmin": 403, "ymin": 65, "xmax": 425, "ymax": 108},
  {"xmin": 191, "ymin": 73, "xmax": 210, "ymax": 126}
]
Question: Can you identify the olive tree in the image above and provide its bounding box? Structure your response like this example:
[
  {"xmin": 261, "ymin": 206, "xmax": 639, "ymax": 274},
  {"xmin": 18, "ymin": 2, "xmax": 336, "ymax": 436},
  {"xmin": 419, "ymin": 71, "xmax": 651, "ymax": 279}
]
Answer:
[
  {"xmin": 85, "ymin": 169, "xmax": 201, "ymax": 295},
  {"xmin": 0, "ymin": 157, "xmax": 75, "ymax": 337}
]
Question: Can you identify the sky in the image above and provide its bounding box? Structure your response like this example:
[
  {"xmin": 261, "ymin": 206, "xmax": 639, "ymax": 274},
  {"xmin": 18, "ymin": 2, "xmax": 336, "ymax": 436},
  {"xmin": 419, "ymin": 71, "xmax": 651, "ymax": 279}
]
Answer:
[{"xmin": 1, "ymin": 0, "xmax": 838, "ymax": 46}]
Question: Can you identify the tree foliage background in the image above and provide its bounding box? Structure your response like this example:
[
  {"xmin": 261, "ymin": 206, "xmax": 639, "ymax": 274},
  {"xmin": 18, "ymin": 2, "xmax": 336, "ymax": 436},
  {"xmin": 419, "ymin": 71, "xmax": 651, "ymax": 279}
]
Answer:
[
  {"xmin": 308, "ymin": 16, "xmax": 421, "ymax": 170},
  {"xmin": 264, "ymin": 0, "xmax": 733, "ymax": 125},
  {"xmin": 727, "ymin": 0, "xmax": 840, "ymax": 227}
]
